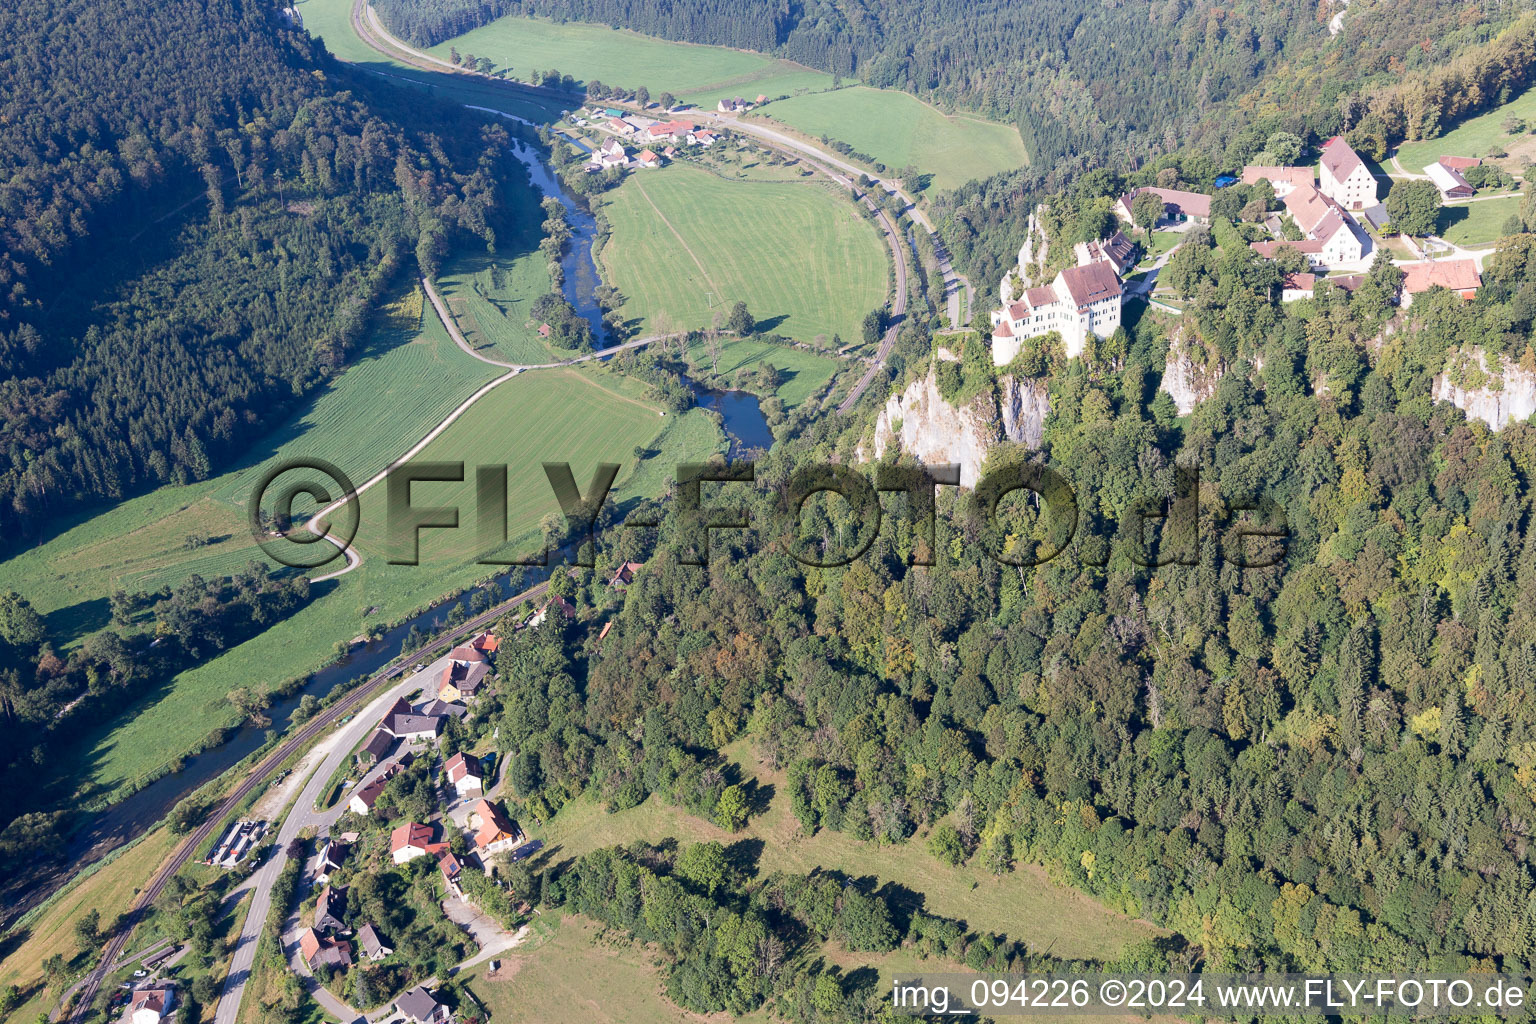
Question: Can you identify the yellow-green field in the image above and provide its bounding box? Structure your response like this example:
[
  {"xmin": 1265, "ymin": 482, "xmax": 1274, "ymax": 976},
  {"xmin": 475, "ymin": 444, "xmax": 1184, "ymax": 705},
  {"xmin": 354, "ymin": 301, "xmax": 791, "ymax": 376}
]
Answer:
[
  {"xmin": 0, "ymin": 828, "xmax": 179, "ymax": 1022},
  {"xmin": 756, "ymin": 86, "xmax": 1030, "ymax": 191},
  {"xmin": 598, "ymin": 164, "xmax": 887, "ymax": 346}
]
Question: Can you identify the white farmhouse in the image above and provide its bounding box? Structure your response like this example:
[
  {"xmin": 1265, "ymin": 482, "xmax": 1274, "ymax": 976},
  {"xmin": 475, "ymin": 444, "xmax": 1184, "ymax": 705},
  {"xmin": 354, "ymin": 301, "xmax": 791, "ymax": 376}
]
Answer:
[
  {"xmin": 1283, "ymin": 186, "xmax": 1365, "ymax": 265},
  {"xmin": 1318, "ymin": 137, "xmax": 1377, "ymax": 209}
]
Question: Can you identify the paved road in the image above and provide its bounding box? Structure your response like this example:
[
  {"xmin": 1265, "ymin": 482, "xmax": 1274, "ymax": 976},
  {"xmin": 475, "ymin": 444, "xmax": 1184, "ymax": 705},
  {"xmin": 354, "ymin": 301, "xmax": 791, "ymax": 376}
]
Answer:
[
  {"xmin": 66, "ymin": 577, "xmax": 547, "ymax": 1024},
  {"xmin": 342, "ymin": 0, "xmax": 966, "ymax": 415}
]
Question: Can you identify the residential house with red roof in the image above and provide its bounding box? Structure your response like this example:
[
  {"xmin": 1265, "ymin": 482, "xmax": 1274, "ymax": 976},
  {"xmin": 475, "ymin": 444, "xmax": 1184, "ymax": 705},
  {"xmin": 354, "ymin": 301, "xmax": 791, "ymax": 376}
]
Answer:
[
  {"xmin": 1400, "ymin": 259, "xmax": 1481, "ymax": 308},
  {"xmin": 1241, "ymin": 165, "xmax": 1315, "ymax": 198},
  {"xmin": 390, "ymin": 822, "xmax": 435, "ymax": 864},
  {"xmin": 1116, "ymin": 186, "xmax": 1212, "ymax": 225},
  {"xmin": 471, "ymin": 798, "xmax": 524, "ymax": 855},
  {"xmin": 444, "ymin": 751, "xmax": 484, "ymax": 797},
  {"xmin": 1283, "ymin": 186, "xmax": 1364, "ymax": 265},
  {"xmin": 1318, "ymin": 137, "xmax": 1377, "ymax": 209}
]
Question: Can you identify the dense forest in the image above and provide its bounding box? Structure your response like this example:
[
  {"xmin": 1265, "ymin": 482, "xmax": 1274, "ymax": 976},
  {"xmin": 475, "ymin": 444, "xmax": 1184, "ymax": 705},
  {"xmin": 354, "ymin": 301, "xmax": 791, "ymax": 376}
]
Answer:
[
  {"xmin": 0, "ymin": 0, "xmax": 525, "ymax": 538},
  {"xmin": 400, "ymin": 193, "xmax": 1536, "ymax": 1000}
]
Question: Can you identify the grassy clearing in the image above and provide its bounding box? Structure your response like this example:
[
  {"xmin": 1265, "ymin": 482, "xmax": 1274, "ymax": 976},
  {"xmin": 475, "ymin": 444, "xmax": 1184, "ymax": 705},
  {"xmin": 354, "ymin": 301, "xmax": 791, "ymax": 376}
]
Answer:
[
  {"xmin": 598, "ymin": 163, "xmax": 886, "ymax": 347},
  {"xmin": 419, "ymin": 14, "xmax": 831, "ymax": 105},
  {"xmin": 347, "ymin": 365, "xmax": 671, "ymax": 571},
  {"xmin": 0, "ymin": 827, "xmax": 179, "ymax": 1015},
  {"xmin": 462, "ymin": 916, "xmax": 772, "ymax": 1024},
  {"xmin": 1435, "ymin": 193, "xmax": 1525, "ymax": 246},
  {"xmin": 755, "ymin": 86, "xmax": 1030, "ymax": 191},
  {"xmin": 1396, "ymin": 85, "xmax": 1536, "ymax": 172},
  {"xmin": 534, "ymin": 744, "xmax": 1159, "ymax": 963},
  {"xmin": 437, "ymin": 248, "xmax": 565, "ymax": 365},
  {"xmin": 684, "ymin": 337, "xmax": 840, "ymax": 408}
]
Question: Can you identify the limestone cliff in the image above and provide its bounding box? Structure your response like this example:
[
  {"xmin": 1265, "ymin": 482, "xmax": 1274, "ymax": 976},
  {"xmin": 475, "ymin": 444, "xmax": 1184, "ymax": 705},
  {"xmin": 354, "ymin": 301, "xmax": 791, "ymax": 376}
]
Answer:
[
  {"xmin": 869, "ymin": 366, "xmax": 1049, "ymax": 487},
  {"xmin": 1159, "ymin": 325, "xmax": 1226, "ymax": 416},
  {"xmin": 1434, "ymin": 349, "xmax": 1536, "ymax": 430}
]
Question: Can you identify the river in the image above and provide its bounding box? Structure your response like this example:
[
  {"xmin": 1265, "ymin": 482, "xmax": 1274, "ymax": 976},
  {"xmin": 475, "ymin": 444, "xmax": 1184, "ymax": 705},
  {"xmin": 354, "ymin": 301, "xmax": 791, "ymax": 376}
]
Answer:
[{"xmin": 34, "ymin": 113, "xmax": 770, "ymax": 915}]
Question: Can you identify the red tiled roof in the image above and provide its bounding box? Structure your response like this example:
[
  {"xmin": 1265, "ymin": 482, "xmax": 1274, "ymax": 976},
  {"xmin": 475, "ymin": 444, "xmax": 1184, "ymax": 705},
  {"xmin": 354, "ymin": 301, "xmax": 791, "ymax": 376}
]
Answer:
[
  {"xmin": 1123, "ymin": 186, "xmax": 1212, "ymax": 219},
  {"xmin": 1059, "ymin": 261, "xmax": 1122, "ymax": 308},
  {"xmin": 1250, "ymin": 239, "xmax": 1324, "ymax": 258},
  {"xmin": 1439, "ymin": 155, "xmax": 1481, "ymax": 170},
  {"xmin": 445, "ymin": 752, "xmax": 481, "ymax": 783},
  {"xmin": 1284, "ymin": 185, "xmax": 1350, "ymax": 240},
  {"xmin": 1320, "ymin": 136, "xmax": 1365, "ymax": 182},
  {"xmin": 1242, "ymin": 165, "xmax": 1314, "ymax": 189},
  {"xmin": 1282, "ymin": 272, "xmax": 1317, "ymax": 291},
  {"xmin": 390, "ymin": 822, "xmax": 432, "ymax": 852},
  {"xmin": 1401, "ymin": 259, "xmax": 1481, "ymax": 295}
]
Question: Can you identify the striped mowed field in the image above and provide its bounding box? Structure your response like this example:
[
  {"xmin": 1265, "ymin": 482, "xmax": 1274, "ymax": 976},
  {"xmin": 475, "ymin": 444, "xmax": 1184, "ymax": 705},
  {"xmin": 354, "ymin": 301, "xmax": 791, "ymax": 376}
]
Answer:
[{"xmin": 597, "ymin": 163, "xmax": 888, "ymax": 347}]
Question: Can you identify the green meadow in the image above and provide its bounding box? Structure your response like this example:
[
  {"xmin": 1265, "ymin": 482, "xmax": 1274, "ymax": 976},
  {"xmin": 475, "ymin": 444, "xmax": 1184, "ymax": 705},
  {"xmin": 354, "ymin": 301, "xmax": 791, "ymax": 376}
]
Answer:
[
  {"xmin": 684, "ymin": 336, "xmax": 842, "ymax": 408},
  {"xmin": 418, "ymin": 14, "xmax": 833, "ymax": 106},
  {"xmin": 1395, "ymin": 84, "xmax": 1536, "ymax": 172},
  {"xmin": 597, "ymin": 163, "xmax": 887, "ymax": 347},
  {"xmin": 758, "ymin": 86, "xmax": 1031, "ymax": 190},
  {"xmin": 1435, "ymin": 193, "xmax": 1525, "ymax": 246}
]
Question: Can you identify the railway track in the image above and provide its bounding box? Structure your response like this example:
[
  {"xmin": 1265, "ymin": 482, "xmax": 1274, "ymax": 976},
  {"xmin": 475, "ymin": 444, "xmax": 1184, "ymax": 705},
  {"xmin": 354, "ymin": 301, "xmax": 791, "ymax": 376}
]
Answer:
[{"xmin": 63, "ymin": 578, "xmax": 548, "ymax": 1024}]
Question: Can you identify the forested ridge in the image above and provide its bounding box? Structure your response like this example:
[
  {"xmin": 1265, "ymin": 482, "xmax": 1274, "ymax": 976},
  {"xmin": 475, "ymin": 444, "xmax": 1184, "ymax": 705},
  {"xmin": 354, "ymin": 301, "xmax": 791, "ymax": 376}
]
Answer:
[
  {"xmin": 0, "ymin": 0, "xmax": 523, "ymax": 538},
  {"xmin": 409, "ymin": 204, "xmax": 1536, "ymax": 997}
]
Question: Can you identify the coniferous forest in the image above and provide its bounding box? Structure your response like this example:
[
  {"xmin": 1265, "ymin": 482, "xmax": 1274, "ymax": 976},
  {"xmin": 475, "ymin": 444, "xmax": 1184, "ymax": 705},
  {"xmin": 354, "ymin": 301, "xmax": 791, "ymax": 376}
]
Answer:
[{"xmin": 0, "ymin": 0, "xmax": 523, "ymax": 539}]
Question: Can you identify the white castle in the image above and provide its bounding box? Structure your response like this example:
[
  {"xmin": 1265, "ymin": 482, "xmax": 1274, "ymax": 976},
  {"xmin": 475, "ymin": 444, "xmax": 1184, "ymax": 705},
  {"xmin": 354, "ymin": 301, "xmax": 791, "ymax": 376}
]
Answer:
[{"xmin": 990, "ymin": 222, "xmax": 1131, "ymax": 366}]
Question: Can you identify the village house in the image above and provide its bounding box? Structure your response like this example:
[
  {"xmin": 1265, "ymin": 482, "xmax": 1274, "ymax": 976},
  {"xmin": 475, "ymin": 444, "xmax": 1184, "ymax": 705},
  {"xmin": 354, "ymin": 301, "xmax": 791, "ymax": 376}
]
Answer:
[
  {"xmin": 471, "ymin": 798, "xmax": 524, "ymax": 855},
  {"xmin": 128, "ymin": 989, "xmax": 173, "ymax": 1024},
  {"xmin": 415, "ymin": 698, "xmax": 468, "ymax": 722},
  {"xmin": 437, "ymin": 660, "xmax": 488, "ymax": 703},
  {"xmin": 448, "ymin": 644, "xmax": 488, "ymax": 666},
  {"xmin": 717, "ymin": 97, "xmax": 750, "ymax": 113},
  {"xmin": 357, "ymin": 923, "xmax": 393, "ymax": 962},
  {"xmin": 468, "ymin": 631, "xmax": 500, "ymax": 655},
  {"xmin": 381, "ymin": 697, "xmax": 443, "ymax": 744},
  {"xmin": 1424, "ymin": 160, "xmax": 1475, "ymax": 199},
  {"xmin": 314, "ymin": 884, "xmax": 347, "ymax": 932},
  {"xmin": 1241, "ymin": 165, "xmax": 1315, "ymax": 198},
  {"xmin": 598, "ymin": 138, "xmax": 629, "ymax": 169},
  {"xmin": 438, "ymin": 851, "xmax": 466, "ymax": 899},
  {"xmin": 1117, "ymin": 186, "xmax": 1212, "ymax": 226},
  {"xmin": 687, "ymin": 129, "xmax": 718, "ymax": 147},
  {"xmin": 1400, "ymin": 258, "xmax": 1481, "ymax": 308},
  {"xmin": 646, "ymin": 119, "xmax": 694, "ymax": 142},
  {"xmin": 990, "ymin": 261, "xmax": 1123, "ymax": 365},
  {"xmin": 605, "ymin": 117, "xmax": 634, "ymax": 136},
  {"xmin": 527, "ymin": 596, "xmax": 576, "ymax": 628},
  {"xmin": 348, "ymin": 757, "xmax": 408, "ymax": 816},
  {"xmin": 396, "ymin": 987, "xmax": 451, "ymax": 1024},
  {"xmin": 608, "ymin": 560, "xmax": 644, "ymax": 588},
  {"xmin": 1250, "ymin": 238, "xmax": 1326, "ymax": 268},
  {"xmin": 356, "ymin": 729, "xmax": 394, "ymax": 767},
  {"xmin": 1318, "ymin": 136, "xmax": 1377, "ymax": 209},
  {"xmin": 1071, "ymin": 231, "xmax": 1137, "ymax": 276},
  {"xmin": 444, "ymin": 752, "xmax": 484, "ymax": 798},
  {"xmin": 635, "ymin": 148, "xmax": 662, "ymax": 168},
  {"xmin": 390, "ymin": 822, "xmax": 435, "ymax": 864},
  {"xmin": 298, "ymin": 928, "xmax": 353, "ymax": 970},
  {"xmin": 1281, "ymin": 273, "xmax": 1318, "ymax": 302},
  {"xmin": 1282, "ymin": 186, "xmax": 1365, "ymax": 265},
  {"xmin": 316, "ymin": 838, "xmax": 349, "ymax": 884}
]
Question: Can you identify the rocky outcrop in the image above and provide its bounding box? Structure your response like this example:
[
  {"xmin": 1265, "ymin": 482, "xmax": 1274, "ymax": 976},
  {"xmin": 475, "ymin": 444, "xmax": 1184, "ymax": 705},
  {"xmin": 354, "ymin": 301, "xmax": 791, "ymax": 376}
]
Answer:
[
  {"xmin": 1434, "ymin": 349, "xmax": 1536, "ymax": 430},
  {"xmin": 1159, "ymin": 325, "xmax": 1226, "ymax": 415},
  {"xmin": 870, "ymin": 366, "xmax": 1049, "ymax": 487},
  {"xmin": 998, "ymin": 373, "xmax": 1050, "ymax": 449}
]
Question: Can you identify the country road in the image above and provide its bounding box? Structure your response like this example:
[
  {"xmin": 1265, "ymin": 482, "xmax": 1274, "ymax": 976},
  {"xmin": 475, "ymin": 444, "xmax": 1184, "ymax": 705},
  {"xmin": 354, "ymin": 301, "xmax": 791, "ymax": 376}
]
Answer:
[
  {"xmin": 341, "ymin": 0, "xmax": 968, "ymax": 414},
  {"xmin": 64, "ymin": 576, "xmax": 548, "ymax": 1024}
]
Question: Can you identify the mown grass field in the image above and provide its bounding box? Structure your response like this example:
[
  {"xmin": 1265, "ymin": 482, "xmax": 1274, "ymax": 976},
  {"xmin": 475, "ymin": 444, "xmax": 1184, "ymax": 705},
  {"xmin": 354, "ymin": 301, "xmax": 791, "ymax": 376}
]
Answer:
[
  {"xmin": 419, "ymin": 14, "xmax": 832, "ymax": 106},
  {"xmin": 0, "ymin": 828, "xmax": 179, "ymax": 1021},
  {"xmin": 1435, "ymin": 193, "xmax": 1525, "ymax": 246},
  {"xmin": 598, "ymin": 164, "xmax": 887, "ymax": 347},
  {"xmin": 0, "ymin": 288, "xmax": 498, "ymax": 645},
  {"xmin": 1396, "ymin": 85, "xmax": 1536, "ymax": 171},
  {"xmin": 438, "ymin": 249, "xmax": 565, "ymax": 365},
  {"xmin": 532, "ymin": 743, "xmax": 1159, "ymax": 963},
  {"xmin": 684, "ymin": 336, "xmax": 841, "ymax": 408},
  {"xmin": 756, "ymin": 86, "xmax": 1030, "ymax": 191},
  {"xmin": 346, "ymin": 365, "xmax": 672, "ymax": 571}
]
